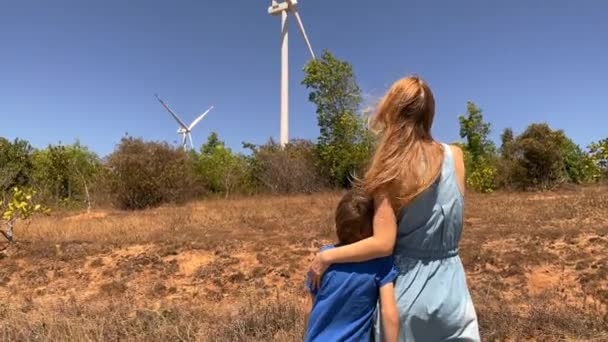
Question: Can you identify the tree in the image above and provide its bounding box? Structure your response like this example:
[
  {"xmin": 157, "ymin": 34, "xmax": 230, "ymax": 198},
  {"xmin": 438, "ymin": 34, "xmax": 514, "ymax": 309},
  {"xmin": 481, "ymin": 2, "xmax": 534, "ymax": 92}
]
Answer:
[
  {"xmin": 500, "ymin": 128, "xmax": 515, "ymax": 160},
  {"xmin": 497, "ymin": 125, "xmax": 600, "ymax": 188},
  {"xmin": 31, "ymin": 141, "xmax": 100, "ymax": 208},
  {"xmin": 458, "ymin": 102, "xmax": 496, "ymax": 192},
  {"xmin": 0, "ymin": 138, "xmax": 34, "ymax": 202},
  {"xmin": 510, "ymin": 124, "xmax": 566, "ymax": 189},
  {"xmin": 459, "ymin": 101, "xmax": 495, "ymax": 163},
  {"xmin": 302, "ymin": 50, "xmax": 373, "ymax": 186},
  {"xmin": 201, "ymin": 132, "xmax": 222, "ymax": 155},
  {"xmin": 196, "ymin": 132, "xmax": 249, "ymax": 197}
]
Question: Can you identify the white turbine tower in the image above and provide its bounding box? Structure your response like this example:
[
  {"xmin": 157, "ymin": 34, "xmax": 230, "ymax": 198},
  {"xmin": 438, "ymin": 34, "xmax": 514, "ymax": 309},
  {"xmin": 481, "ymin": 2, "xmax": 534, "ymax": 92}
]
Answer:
[
  {"xmin": 156, "ymin": 94, "xmax": 214, "ymax": 151},
  {"xmin": 268, "ymin": 0, "xmax": 316, "ymax": 147}
]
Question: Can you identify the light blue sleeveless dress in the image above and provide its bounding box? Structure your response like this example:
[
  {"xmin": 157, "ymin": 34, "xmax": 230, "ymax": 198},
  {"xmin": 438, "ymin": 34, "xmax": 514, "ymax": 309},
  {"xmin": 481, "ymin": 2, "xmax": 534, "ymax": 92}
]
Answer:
[{"xmin": 375, "ymin": 143, "xmax": 480, "ymax": 341}]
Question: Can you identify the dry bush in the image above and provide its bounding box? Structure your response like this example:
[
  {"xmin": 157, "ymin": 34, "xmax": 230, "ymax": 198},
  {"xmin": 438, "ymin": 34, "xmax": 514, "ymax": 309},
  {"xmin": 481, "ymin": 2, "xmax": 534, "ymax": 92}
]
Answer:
[
  {"xmin": 106, "ymin": 137, "xmax": 198, "ymax": 210},
  {"xmin": 502, "ymin": 123, "xmax": 599, "ymax": 189},
  {"xmin": 249, "ymin": 140, "xmax": 328, "ymax": 194}
]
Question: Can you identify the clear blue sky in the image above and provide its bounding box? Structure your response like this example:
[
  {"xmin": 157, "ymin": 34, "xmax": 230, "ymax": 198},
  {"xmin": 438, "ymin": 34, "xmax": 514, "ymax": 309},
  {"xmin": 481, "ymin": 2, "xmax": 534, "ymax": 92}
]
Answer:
[{"xmin": 2, "ymin": 0, "xmax": 606, "ymax": 157}]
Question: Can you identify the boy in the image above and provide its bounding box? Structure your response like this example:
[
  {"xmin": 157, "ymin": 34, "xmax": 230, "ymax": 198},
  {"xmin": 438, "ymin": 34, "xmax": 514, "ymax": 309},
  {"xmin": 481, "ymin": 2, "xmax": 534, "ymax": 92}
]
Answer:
[{"xmin": 305, "ymin": 189, "xmax": 399, "ymax": 342}]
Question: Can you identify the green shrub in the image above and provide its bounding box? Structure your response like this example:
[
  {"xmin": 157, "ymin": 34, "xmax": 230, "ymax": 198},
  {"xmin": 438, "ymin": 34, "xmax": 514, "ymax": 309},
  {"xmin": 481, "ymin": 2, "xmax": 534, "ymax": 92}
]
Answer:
[
  {"xmin": 558, "ymin": 132, "xmax": 599, "ymax": 184},
  {"xmin": 196, "ymin": 132, "xmax": 250, "ymax": 197},
  {"xmin": 467, "ymin": 161, "xmax": 496, "ymax": 193}
]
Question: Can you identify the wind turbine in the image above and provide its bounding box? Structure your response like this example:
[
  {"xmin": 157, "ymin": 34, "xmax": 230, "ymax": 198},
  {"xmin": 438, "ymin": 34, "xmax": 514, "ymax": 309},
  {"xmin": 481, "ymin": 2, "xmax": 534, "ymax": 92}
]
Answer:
[
  {"xmin": 155, "ymin": 94, "xmax": 214, "ymax": 151},
  {"xmin": 268, "ymin": 0, "xmax": 316, "ymax": 147}
]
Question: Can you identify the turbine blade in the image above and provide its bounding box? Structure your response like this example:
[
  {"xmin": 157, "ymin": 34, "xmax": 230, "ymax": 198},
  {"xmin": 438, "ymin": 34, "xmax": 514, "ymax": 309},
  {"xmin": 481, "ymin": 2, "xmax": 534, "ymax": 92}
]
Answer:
[
  {"xmin": 188, "ymin": 133, "xmax": 194, "ymax": 149},
  {"xmin": 188, "ymin": 105, "xmax": 214, "ymax": 130},
  {"xmin": 155, "ymin": 94, "xmax": 189, "ymax": 129},
  {"xmin": 181, "ymin": 133, "xmax": 187, "ymax": 149},
  {"xmin": 292, "ymin": 10, "xmax": 315, "ymax": 59}
]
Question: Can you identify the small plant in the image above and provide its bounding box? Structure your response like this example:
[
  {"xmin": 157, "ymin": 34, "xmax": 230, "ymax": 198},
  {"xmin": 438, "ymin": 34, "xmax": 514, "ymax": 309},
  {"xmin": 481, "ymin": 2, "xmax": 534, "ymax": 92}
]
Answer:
[{"xmin": 1, "ymin": 187, "xmax": 49, "ymax": 250}]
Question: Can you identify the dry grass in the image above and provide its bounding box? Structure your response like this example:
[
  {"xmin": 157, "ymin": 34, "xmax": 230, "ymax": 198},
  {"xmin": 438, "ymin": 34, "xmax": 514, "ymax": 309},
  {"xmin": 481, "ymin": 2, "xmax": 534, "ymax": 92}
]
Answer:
[{"xmin": 1, "ymin": 187, "xmax": 607, "ymax": 341}]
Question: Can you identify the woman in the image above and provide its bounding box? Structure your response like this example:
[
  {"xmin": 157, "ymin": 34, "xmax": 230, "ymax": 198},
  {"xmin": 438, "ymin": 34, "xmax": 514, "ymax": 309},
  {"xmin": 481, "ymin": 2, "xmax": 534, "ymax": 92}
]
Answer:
[{"xmin": 308, "ymin": 76, "xmax": 480, "ymax": 341}]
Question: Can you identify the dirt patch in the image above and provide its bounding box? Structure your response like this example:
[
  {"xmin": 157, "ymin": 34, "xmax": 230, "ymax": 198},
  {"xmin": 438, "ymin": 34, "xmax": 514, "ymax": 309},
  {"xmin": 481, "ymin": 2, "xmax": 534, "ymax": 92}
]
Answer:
[
  {"xmin": 163, "ymin": 250, "xmax": 214, "ymax": 277},
  {"xmin": 527, "ymin": 265, "xmax": 563, "ymax": 295}
]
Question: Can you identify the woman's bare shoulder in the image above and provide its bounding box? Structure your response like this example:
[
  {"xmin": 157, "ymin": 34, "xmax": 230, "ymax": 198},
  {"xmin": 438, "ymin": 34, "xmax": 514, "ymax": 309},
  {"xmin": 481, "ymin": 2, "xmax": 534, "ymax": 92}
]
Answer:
[
  {"xmin": 447, "ymin": 144, "xmax": 464, "ymax": 158},
  {"xmin": 447, "ymin": 144, "xmax": 466, "ymax": 194}
]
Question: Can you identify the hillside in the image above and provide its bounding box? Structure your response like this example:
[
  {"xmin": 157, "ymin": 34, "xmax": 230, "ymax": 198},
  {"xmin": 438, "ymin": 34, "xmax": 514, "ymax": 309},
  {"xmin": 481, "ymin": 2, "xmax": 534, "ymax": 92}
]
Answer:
[{"xmin": 1, "ymin": 187, "xmax": 607, "ymax": 341}]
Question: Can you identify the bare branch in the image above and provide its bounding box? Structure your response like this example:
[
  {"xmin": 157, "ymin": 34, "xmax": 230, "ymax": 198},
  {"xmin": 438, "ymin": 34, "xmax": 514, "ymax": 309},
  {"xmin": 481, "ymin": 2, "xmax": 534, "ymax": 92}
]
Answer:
[{"xmin": 0, "ymin": 219, "xmax": 15, "ymax": 251}]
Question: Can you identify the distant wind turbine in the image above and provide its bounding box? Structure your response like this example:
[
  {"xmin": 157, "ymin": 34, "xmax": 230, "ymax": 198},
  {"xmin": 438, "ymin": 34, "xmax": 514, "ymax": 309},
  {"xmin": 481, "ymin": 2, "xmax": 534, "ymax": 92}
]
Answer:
[{"xmin": 155, "ymin": 94, "xmax": 214, "ymax": 151}]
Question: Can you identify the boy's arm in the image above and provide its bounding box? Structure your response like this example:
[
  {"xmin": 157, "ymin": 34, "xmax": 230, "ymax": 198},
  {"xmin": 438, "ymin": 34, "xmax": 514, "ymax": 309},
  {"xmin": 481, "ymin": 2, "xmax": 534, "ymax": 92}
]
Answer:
[{"xmin": 379, "ymin": 282, "xmax": 399, "ymax": 342}]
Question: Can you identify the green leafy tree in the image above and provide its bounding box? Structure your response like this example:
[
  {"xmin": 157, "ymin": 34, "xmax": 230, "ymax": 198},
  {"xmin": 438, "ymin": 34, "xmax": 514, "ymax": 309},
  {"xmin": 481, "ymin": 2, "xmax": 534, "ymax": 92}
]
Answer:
[
  {"xmin": 32, "ymin": 141, "xmax": 100, "ymax": 208},
  {"xmin": 201, "ymin": 132, "xmax": 222, "ymax": 155},
  {"xmin": 0, "ymin": 138, "xmax": 34, "ymax": 201},
  {"xmin": 302, "ymin": 50, "xmax": 373, "ymax": 187},
  {"xmin": 458, "ymin": 102, "xmax": 496, "ymax": 192},
  {"xmin": 459, "ymin": 101, "xmax": 495, "ymax": 163},
  {"xmin": 197, "ymin": 132, "xmax": 249, "ymax": 197}
]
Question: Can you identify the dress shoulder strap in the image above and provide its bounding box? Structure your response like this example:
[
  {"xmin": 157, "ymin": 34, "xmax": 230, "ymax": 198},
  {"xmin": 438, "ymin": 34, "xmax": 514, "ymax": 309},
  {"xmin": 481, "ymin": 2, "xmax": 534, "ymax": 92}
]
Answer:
[{"xmin": 441, "ymin": 143, "xmax": 455, "ymax": 175}]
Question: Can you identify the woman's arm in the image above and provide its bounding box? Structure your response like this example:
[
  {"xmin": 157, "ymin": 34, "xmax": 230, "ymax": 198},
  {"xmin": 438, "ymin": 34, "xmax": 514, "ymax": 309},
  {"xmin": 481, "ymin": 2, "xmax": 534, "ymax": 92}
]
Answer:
[
  {"xmin": 324, "ymin": 192, "xmax": 397, "ymax": 261},
  {"xmin": 308, "ymin": 192, "xmax": 398, "ymax": 289}
]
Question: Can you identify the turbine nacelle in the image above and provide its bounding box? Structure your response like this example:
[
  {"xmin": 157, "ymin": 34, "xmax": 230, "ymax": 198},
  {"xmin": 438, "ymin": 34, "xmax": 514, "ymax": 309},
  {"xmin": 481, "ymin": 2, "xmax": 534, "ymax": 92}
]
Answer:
[{"xmin": 268, "ymin": 0, "xmax": 296, "ymax": 15}]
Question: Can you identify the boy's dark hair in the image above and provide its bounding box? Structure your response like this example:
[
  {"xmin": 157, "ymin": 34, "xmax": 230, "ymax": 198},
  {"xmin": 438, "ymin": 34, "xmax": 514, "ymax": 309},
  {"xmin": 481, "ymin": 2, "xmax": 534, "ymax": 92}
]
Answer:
[{"xmin": 335, "ymin": 189, "xmax": 374, "ymax": 245}]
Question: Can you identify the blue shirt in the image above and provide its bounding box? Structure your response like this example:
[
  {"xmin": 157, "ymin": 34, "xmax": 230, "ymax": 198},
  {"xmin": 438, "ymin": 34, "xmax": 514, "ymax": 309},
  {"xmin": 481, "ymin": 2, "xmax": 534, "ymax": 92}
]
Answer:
[{"xmin": 305, "ymin": 245, "xmax": 399, "ymax": 342}]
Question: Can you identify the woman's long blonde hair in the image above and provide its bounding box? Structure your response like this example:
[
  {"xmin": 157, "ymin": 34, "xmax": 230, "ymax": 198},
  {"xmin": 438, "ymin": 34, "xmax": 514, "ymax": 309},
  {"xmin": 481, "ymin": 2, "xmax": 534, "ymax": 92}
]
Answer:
[{"xmin": 363, "ymin": 76, "xmax": 443, "ymax": 206}]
